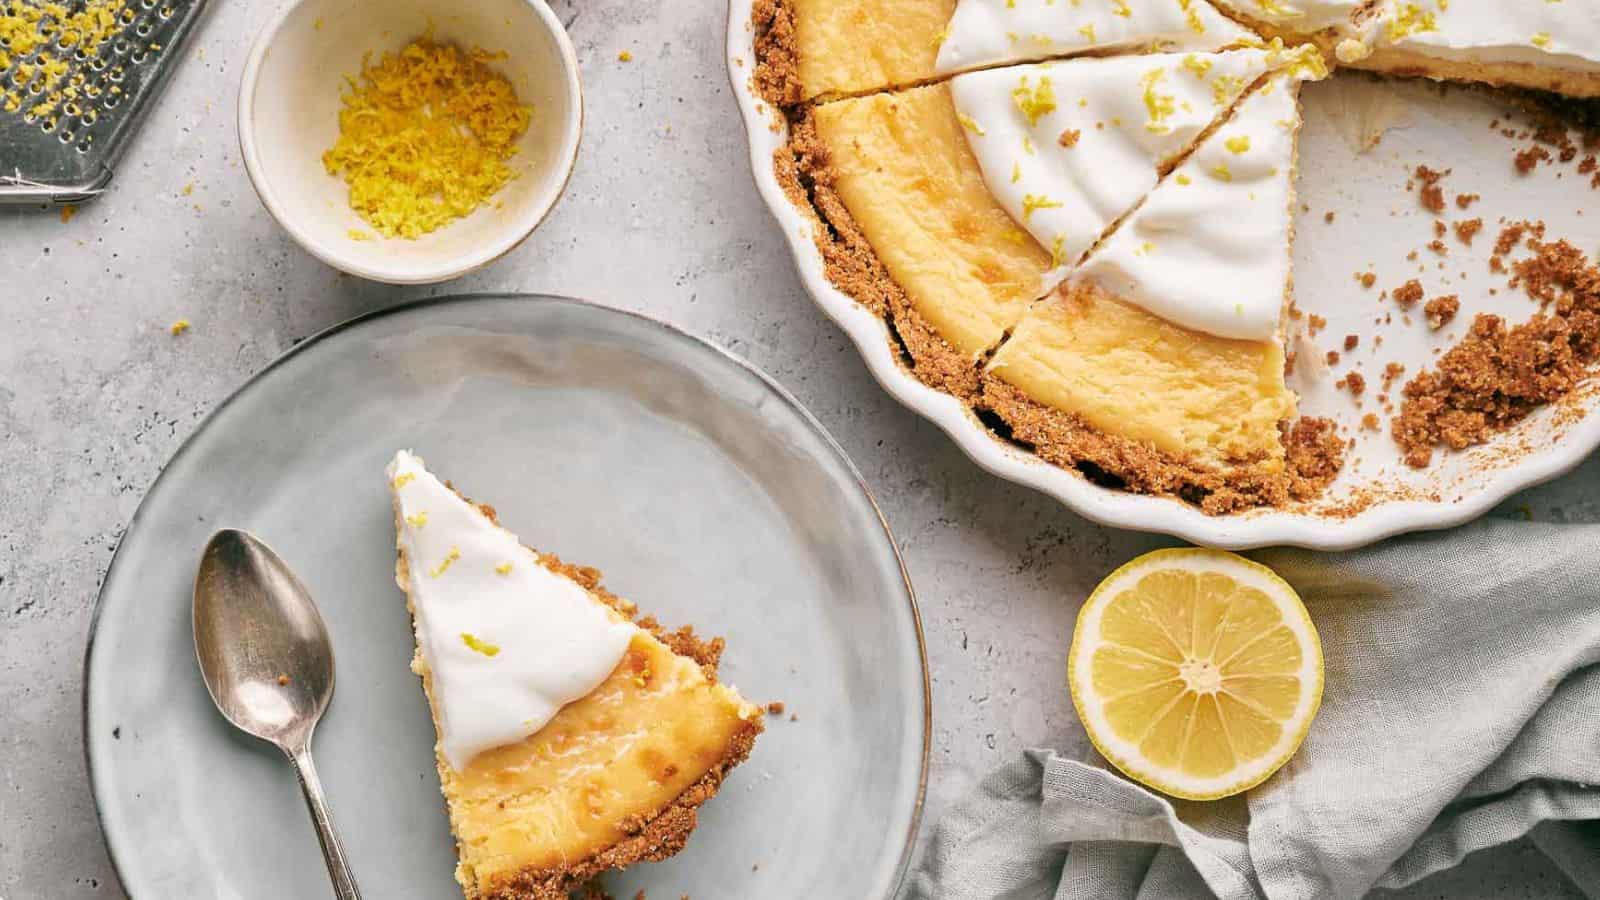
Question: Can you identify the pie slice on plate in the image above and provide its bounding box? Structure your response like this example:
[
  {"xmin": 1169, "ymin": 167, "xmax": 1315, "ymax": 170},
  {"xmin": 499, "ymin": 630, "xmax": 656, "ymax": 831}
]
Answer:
[
  {"xmin": 984, "ymin": 68, "xmax": 1328, "ymax": 513},
  {"xmin": 386, "ymin": 450, "xmax": 764, "ymax": 899}
]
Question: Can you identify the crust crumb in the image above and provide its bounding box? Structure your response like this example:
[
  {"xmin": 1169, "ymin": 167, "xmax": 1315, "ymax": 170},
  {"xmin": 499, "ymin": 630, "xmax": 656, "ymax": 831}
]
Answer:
[{"xmin": 1393, "ymin": 225, "xmax": 1600, "ymax": 467}]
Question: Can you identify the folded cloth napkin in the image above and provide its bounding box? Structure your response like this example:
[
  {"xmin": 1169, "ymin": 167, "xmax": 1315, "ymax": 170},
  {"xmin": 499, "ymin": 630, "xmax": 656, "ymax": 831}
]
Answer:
[{"xmin": 907, "ymin": 519, "xmax": 1600, "ymax": 900}]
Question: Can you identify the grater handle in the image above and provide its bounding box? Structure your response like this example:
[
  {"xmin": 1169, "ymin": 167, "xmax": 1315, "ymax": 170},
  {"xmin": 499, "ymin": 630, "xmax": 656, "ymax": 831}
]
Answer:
[{"xmin": 0, "ymin": 165, "xmax": 114, "ymax": 205}]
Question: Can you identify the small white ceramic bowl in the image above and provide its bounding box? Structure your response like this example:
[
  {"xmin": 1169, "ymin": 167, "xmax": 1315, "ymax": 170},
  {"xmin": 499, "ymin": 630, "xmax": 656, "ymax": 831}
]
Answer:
[{"xmin": 239, "ymin": 0, "xmax": 581, "ymax": 284}]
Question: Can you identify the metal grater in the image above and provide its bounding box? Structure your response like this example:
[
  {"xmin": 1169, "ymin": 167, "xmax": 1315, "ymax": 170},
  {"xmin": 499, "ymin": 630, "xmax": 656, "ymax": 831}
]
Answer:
[{"xmin": 0, "ymin": 0, "xmax": 211, "ymax": 204}]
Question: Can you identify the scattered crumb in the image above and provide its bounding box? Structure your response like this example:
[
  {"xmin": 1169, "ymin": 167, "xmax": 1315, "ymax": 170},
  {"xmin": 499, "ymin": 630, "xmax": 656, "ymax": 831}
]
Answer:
[
  {"xmin": 1415, "ymin": 165, "xmax": 1448, "ymax": 213},
  {"xmin": 1344, "ymin": 334, "xmax": 1359, "ymax": 351},
  {"xmin": 1392, "ymin": 279, "xmax": 1424, "ymax": 307},
  {"xmin": 1515, "ymin": 145, "xmax": 1552, "ymax": 173},
  {"xmin": 182, "ymin": 181, "xmax": 195, "ymax": 197},
  {"xmin": 1424, "ymin": 295, "xmax": 1460, "ymax": 329},
  {"xmin": 1058, "ymin": 129, "xmax": 1081, "ymax": 148},
  {"xmin": 1359, "ymin": 271, "xmax": 1377, "ymax": 289},
  {"xmin": 789, "ymin": 713, "xmax": 798, "ymax": 722},
  {"xmin": 1361, "ymin": 413, "xmax": 1381, "ymax": 431},
  {"xmin": 277, "ymin": 674, "xmax": 291, "ymax": 686},
  {"xmin": 169, "ymin": 319, "xmax": 191, "ymax": 336},
  {"xmin": 765, "ymin": 701, "xmax": 786, "ymax": 716},
  {"xmin": 1428, "ymin": 238, "xmax": 1448, "ymax": 256},
  {"xmin": 1383, "ymin": 362, "xmax": 1407, "ymax": 391},
  {"xmin": 1454, "ymin": 218, "xmax": 1483, "ymax": 246},
  {"xmin": 1394, "ymin": 225, "xmax": 1600, "ymax": 467},
  {"xmin": 1455, "ymin": 193, "xmax": 1480, "ymax": 210},
  {"xmin": 1324, "ymin": 211, "xmax": 1336, "ymax": 224},
  {"xmin": 1286, "ymin": 417, "xmax": 1346, "ymax": 501},
  {"xmin": 59, "ymin": 204, "xmax": 76, "ymax": 224},
  {"xmin": 1345, "ymin": 371, "xmax": 1366, "ymax": 395},
  {"xmin": 1325, "ymin": 350, "xmax": 1341, "ymax": 365},
  {"xmin": 1308, "ymin": 313, "xmax": 1328, "ymax": 336}
]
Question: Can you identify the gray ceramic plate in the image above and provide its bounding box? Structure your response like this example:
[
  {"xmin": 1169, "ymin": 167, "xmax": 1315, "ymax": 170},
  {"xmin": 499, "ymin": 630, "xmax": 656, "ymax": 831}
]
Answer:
[{"xmin": 83, "ymin": 295, "xmax": 929, "ymax": 899}]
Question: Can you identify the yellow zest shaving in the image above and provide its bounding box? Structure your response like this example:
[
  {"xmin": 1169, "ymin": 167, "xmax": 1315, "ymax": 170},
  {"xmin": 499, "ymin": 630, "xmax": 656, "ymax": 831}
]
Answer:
[
  {"xmin": 617, "ymin": 49, "xmax": 633, "ymax": 61},
  {"xmin": 494, "ymin": 562, "xmax": 514, "ymax": 575},
  {"xmin": 393, "ymin": 473, "xmax": 416, "ymax": 489},
  {"xmin": 1140, "ymin": 69, "xmax": 1175, "ymax": 134},
  {"xmin": 1225, "ymin": 135, "xmax": 1251, "ymax": 154},
  {"xmin": 1078, "ymin": 23, "xmax": 1095, "ymax": 43},
  {"xmin": 1050, "ymin": 234, "xmax": 1068, "ymax": 267},
  {"xmin": 322, "ymin": 36, "xmax": 532, "ymax": 239},
  {"xmin": 461, "ymin": 632, "xmax": 501, "ymax": 657},
  {"xmin": 1531, "ymin": 32, "xmax": 1552, "ymax": 49},
  {"xmin": 0, "ymin": 0, "xmax": 129, "ymax": 121},
  {"xmin": 957, "ymin": 112, "xmax": 987, "ymax": 135},
  {"xmin": 1011, "ymin": 75, "xmax": 1056, "ymax": 126},
  {"xmin": 1385, "ymin": 3, "xmax": 1438, "ymax": 41},
  {"xmin": 347, "ymin": 229, "xmax": 374, "ymax": 241},
  {"xmin": 1021, "ymin": 193, "xmax": 1063, "ymax": 221},
  {"xmin": 1178, "ymin": 0, "xmax": 1206, "ymax": 33},
  {"xmin": 1110, "ymin": 0, "xmax": 1130, "ymax": 17},
  {"xmin": 1181, "ymin": 54, "xmax": 1213, "ymax": 78},
  {"xmin": 1211, "ymin": 163, "xmax": 1233, "ymax": 181},
  {"xmin": 405, "ymin": 511, "xmax": 428, "ymax": 528},
  {"xmin": 1176, "ymin": 173, "xmax": 1193, "ymax": 185},
  {"xmin": 429, "ymin": 546, "xmax": 462, "ymax": 577},
  {"xmin": 1011, "ymin": 162, "xmax": 1022, "ymax": 183},
  {"xmin": 1212, "ymin": 74, "xmax": 1245, "ymax": 106},
  {"xmin": 169, "ymin": 319, "xmax": 190, "ymax": 336}
]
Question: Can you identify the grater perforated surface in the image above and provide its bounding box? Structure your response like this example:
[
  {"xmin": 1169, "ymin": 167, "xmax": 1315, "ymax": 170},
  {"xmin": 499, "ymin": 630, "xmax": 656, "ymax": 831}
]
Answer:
[{"xmin": 0, "ymin": 0, "xmax": 210, "ymax": 204}]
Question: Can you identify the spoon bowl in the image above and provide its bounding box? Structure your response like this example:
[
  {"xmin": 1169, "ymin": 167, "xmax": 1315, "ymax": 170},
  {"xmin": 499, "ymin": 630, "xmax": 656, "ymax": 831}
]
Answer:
[
  {"xmin": 194, "ymin": 529, "xmax": 335, "ymax": 748},
  {"xmin": 193, "ymin": 528, "xmax": 361, "ymax": 899}
]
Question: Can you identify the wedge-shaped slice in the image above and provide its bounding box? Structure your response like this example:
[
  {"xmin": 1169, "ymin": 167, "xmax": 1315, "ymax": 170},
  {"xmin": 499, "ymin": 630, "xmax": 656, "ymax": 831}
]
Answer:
[
  {"xmin": 1207, "ymin": 0, "xmax": 1368, "ymax": 45},
  {"xmin": 1341, "ymin": 0, "xmax": 1600, "ymax": 98},
  {"xmin": 765, "ymin": 0, "xmax": 1257, "ymax": 104},
  {"xmin": 983, "ymin": 71, "xmax": 1312, "ymax": 512},
  {"xmin": 951, "ymin": 46, "xmax": 1293, "ymax": 273},
  {"xmin": 808, "ymin": 48, "xmax": 1283, "ymax": 392},
  {"xmin": 387, "ymin": 451, "xmax": 764, "ymax": 900}
]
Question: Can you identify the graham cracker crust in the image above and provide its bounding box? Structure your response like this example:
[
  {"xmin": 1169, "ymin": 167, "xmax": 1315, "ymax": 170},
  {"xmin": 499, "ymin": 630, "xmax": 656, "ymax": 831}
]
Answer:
[
  {"xmin": 396, "ymin": 493, "xmax": 763, "ymax": 900},
  {"xmin": 978, "ymin": 377, "xmax": 1296, "ymax": 514},
  {"xmin": 778, "ymin": 109, "xmax": 987, "ymax": 397},
  {"xmin": 751, "ymin": 0, "xmax": 801, "ymax": 109},
  {"xmin": 1351, "ymin": 48, "xmax": 1600, "ymax": 101}
]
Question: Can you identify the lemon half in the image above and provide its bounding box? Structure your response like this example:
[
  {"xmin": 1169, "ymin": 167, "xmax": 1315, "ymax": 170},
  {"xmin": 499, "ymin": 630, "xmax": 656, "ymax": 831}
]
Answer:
[{"xmin": 1069, "ymin": 548, "xmax": 1323, "ymax": 801}]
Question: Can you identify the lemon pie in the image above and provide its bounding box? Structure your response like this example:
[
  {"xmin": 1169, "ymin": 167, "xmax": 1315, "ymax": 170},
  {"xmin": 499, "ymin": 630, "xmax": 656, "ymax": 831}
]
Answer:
[
  {"xmin": 751, "ymin": 0, "xmax": 1600, "ymax": 512},
  {"xmin": 386, "ymin": 450, "xmax": 764, "ymax": 899}
]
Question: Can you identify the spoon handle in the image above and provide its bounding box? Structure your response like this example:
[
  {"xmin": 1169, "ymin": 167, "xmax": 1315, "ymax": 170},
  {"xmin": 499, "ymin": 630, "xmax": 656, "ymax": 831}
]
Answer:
[{"xmin": 288, "ymin": 744, "xmax": 363, "ymax": 900}]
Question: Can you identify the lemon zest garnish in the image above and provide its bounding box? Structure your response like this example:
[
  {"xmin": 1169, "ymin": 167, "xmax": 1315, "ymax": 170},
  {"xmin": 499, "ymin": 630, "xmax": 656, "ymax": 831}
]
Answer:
[
  {"xmin": 1212, "ymin": 163, "xmax": 1234, "ymax": 181},
  {"xmin": 1011, "ymin": 75, "xmax": 1057, "ymax": 126},
  {"xmin": 1225, "ymin": 135, "xmax": 1251, "ymax": 154},
  {"xmin": 393, "ymin": 473, "xmax": 415, "ymax": 489},
  {"xmin": 1531, "ymin": 32, "xmax": 1552, "ymax": 49},
  {"xmin": 461, "ymin": 633, "xmax": 501, "ymax": 657},
  {"xmin": 1181, "ymin": 54, "xmax": 1213, "ymax": 78},
  {"xmin": 1022, "ymin": 193, "xmax": 1063, "ymax": 221},
  {"xmin": 1078, "ymin": 23, "xmax": 1095, "ymax": 43},
  {"xmin": 1140, "ymin": 69, "xmax": 1176, "ymax": 134},
  {"xmin": 169, "ymin": 319, "xmax": 190, "ymax": 336},
  {"xmin": 618, "ymin": 49, "xmax": 633, "ymax": 61},
  {"xmin": 322, "ymin": 35, "xmax": 532, "ymax": 240},
  {"xmin": 957, "ymin": 113, "xmax": 987, "ymax": 136},
  {"xmin": 495, "ymin": 562, "xmax": 514, "ymax": 575},
  {"xmin": 429, "ymin": 546, "xmax": 462, "ymax": 577},
  {"xmin": 406, "ymin": 511, "xmax": 428, "ymax": 528},
  {"xmin": 1176, "ymin": 173, "xmax": 1193, "ymax": 185},
  {"xmin": 1011, "ymin": 162, "xmax": 1022, "ymax": 183}
]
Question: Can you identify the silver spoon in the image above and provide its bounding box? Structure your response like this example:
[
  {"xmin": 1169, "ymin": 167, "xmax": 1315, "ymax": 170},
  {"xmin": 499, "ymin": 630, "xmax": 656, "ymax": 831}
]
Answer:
[{"xmin": 193, "ymin": 528, "xmax": 362, "ymax": 900}]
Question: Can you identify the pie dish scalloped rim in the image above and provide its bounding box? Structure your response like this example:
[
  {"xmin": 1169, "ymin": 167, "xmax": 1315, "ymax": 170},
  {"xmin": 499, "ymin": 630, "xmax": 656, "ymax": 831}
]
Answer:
[{"xmin": 724, "ymin": 0, "xmax": 1600, "ymax": 551}]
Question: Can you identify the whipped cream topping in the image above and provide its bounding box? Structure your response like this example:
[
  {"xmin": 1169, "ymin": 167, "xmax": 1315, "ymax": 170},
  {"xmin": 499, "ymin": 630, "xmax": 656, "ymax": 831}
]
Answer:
[
  {"xmin": 387, "ymin": 450, "xmax": 638, "ymax": 771},
  {"xmin": 1072, "ymin": 71, "xmax": 1305, "ymax": 341},
  {"xmin": 1210, "ymin": 0, "xmax": 1364, "ymax": 33},
  {"xmin": 1355, "ymin": 1, "xmax": 1600, "ymax": 73},
  {"xmin": 936, "ymin": 0, "xmax": 1253, "ymax": 75},
  {"xmin": 949, "ymin": 46, "xmax": 1286, "ymax": 275}
]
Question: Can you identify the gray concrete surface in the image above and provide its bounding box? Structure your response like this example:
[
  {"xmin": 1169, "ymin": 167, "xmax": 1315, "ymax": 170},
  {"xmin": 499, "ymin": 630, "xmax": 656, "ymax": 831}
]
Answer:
[{"xmin": 1, "ymin": 1, "xmax": 1596, "ymax": 898}]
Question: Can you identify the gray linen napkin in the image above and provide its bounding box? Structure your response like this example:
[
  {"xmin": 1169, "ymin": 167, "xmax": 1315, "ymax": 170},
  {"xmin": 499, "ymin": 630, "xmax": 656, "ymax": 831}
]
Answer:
[{"xmin": 907, "ymin": 519, "xmax": 1600, "ymax": 900}]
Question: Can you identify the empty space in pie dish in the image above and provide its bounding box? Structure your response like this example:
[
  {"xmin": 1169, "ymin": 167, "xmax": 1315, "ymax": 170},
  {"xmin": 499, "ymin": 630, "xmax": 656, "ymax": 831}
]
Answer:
[
  {"xmin": 240, "ymin": 0, "xmax": 582, "ymax": 284},
  {"xmin": 1287, "ymin": 73, "xmax": 1600, "ymax": 512}
]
